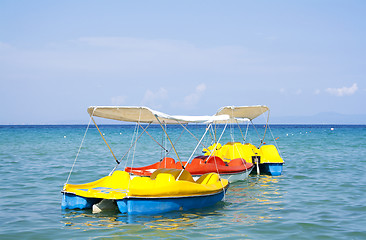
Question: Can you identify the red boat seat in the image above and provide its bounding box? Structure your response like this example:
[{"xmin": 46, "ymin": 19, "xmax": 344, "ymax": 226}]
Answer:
[
  {"xmin": 229, "ymin": 158, "xmax": 247, "ymax": 167},
  {"xmin": 205, "ymin": 156, "xmax": 226, "ymax": 166},
  {"xmin": 158, "ymin": 157, "xmax": 176, "ymax": 168},
  {"xmin": 191, "ymin": 157, "xmax": 205, "ymax": 166}
]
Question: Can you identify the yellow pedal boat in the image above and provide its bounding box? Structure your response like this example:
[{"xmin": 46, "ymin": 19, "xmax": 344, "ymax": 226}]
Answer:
[
  {"xmin": 62, "ymin": 168, "xmax": 228, "ymax": 214},
  {"xmin": 204, "ymin": 142, "xmax": 283, "ymax": 175}
]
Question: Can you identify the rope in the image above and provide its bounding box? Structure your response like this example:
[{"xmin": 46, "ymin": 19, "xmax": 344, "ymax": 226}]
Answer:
[
  {"xmin": 91, "ymin": 116, "xmax": 119, "ymax": 164},
  {"xmin": 137, "ymin": 122, "xmax": 168, "ymax": 153},
  {"xmin": 123, "ymin": 121, "xmax": 140, "ymax": 169},
  {"xmin": 120, "ymin": 123, "xmax": 152, "ymax": 168},
  {"xmin": 244, "ymin": 121, "xmax": 249, "ymax": 144},
  {"xmin": 163, "ymin": 123, "xmax": 186, "ymax": 161},
  {"xmin": 130, "ymin": 110, "xmax": 142, "ymax": 173},
  {"xmin": 155, "ymin": 116, "xmax": 184, "ymax": 169},
  {"xmin": 177, "ymin": 121, "xmax": 208, "ymax": 150},
  {"xmin": 177, "ymin": 123, "xmax": 213, "ymax": 180},
  {"xmin": 211, "ymin": 122, "xmax": 228, "ymax": 201},
  {"xmin": 126, "ymin": 109, "xmax": 142, "ymax": 196},
  {"xmin": 236, "ymin": 119, "xmax": 246, "ymax": 143},
  {"xmin": 64, "ymin": 113, "xmax": 93, "ymax": 188},
  {"xmin": 258, "ymin": 109, "xmax": 270, "ymax": 148},
  {"xmin": 267, "ymin": 123, "xmax": 283, "ymax": 159},
  {"xmin": 161, "ymin": 123, "xmax": 165, "ymax": 161},
  {"xmin": 251, "ymin": 120, "xmax": 262, "ymax": 147}
]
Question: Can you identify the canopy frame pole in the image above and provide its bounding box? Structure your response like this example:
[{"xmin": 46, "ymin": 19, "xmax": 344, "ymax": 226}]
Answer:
[
  {"xmin": 244, "ymin": 121, "xmax": 250, "ymax": 144},
  {"xmin": 215, "ymin": 123, "xmax": 217, "ymax": 143},
  {"xmin": 120, "ymin": 123, "xmax": 152, "ymax": 162},
  {"xmin": 177, "ymin": 122, "xmax": 216, "ymax": 180},
  {"xmin": 250, "ymin": 120, "xmax": 262, "ymax": 147},
  {"xmin": 164, "ymin": 123, "xmax": 188, "ymax": 159},
  {"xmin": 91, "ymin": 116, "xmax": 119, "ymax": 164},
  {"xmin": 154, "ymin": 115, "xmax": 184, "ymax": 169},
  {"xmin": 177, "ymin": 120, "xmax": 208, "ymax": 150},
  {"xmin": 258, "ymin": 109, "xmax": 270, "ymax": 148},
  {"xmin": 137, "ymin": 122, "xmax": 168, "ymax": 153},
  {"xmin": 184, "ymin": 123, "xmax": 213, "ymax": 167},
  {"xmin": 109, "ymin": 122, "xmax": 152, "ymax": 175},
  {"xmin": 64, "ymin": 114, "xmax": 93, "ymax": 188},
  {"xmin": 236, "ymin": 119, "xmax": 246, "ymax": 143},
  {"xmin": 208, "ymin": 124, "xmax": 214, "ymax": 143}
]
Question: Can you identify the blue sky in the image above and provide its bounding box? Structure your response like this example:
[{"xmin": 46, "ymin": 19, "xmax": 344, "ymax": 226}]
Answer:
[{"xmin": 1, "ymin": 0, "xmax": 365, "ymax": 124}]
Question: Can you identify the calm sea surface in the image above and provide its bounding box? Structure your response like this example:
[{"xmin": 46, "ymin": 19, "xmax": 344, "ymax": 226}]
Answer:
[{"xmin": 0, "ymin": 124, "xmax": 365, "ymax": 239}]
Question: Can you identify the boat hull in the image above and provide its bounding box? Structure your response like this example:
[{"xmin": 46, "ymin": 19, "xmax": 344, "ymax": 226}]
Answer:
[
  {"xmin": 61, "ymin": 193, "xmax": 101, "ymax": 210},
  {"xmin": 116, "ymin": 189, "xmax": 226, "ymax": 215},
  {"xmin": 61, "ymin": 189, "xmax": 227, "ymax": 214},
  {"xmin": 191, "ymin": 167, "xmax": 253, "ymax": 182},
  {"xmin": 62, "ymin": 169, "xmax": 229, "ymax": 214},
  {"xmin": 251, "ymin": 163, "xmax": 283, "ymax": 176}
]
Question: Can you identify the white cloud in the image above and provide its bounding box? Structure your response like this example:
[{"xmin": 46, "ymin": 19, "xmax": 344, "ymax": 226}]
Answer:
[
  {"xmin": 314, "ymin": 89, "xmax": 321, "ymax": 95},
  {"xmin": 0, "ymin": 42, "xmax": 12, "ymax": 50},
  {"xmin": 295, "ymin": 89, "xmax": 302, "ymax": 95},
  {"xmin": 111, "ymin": 96, "xmax": 126, "ymax": 105},
  {"xmin": 141, "ymin": 88, "xmax": 168, "ymax": 109},
  {"xmin": 326, "ymin": 83, "xmax": 358, "ymax": 97},
  {"xmin": 195, "ymin": 83, "xmax": 207, "ymax": 93},
  {"xmin": 183, "ymin": 83, "xmax": 207, "ymax": 108}
]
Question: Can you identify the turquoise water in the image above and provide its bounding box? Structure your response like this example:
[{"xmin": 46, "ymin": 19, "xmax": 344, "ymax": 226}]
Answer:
[{"xmin": 0, "ymin": 124, "xmax": 365, "ymax": 239}]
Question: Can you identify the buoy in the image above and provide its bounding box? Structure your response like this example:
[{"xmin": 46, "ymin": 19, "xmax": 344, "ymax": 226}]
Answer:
[
  {"xmin": 275, "ymin": 137, "xmax": 279, "ymax": 140},
  {"xmin": 331, "ymin": 128, "xmax": 334, "ymax": 131},
  {"xmin": 64, "ymin": 136, "xmax": 66, "ymax": 138}
]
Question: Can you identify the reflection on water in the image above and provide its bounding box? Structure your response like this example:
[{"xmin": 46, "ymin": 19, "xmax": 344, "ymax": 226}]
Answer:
[
  {"xmin": 226, "ymin": 175, "xmax": 284, "ymax": 225},
  {"xmin": 61, "ymin": 204, "xmax": 225, "ymax": 232},
  {"xmin": 143, "ymin": 214, "xmax": 197, "ymax": 230}
]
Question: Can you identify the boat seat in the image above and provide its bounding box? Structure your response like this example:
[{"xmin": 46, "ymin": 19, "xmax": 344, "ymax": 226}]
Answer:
[
  {"xmin": 229, "ymin": 158, "xmax": 247, "ymax": 167},
  {"xmin": 158, "ymin": 157, "xmax": 176, "ymax": 168},
  {"xmin": 191, "ymin": 157, "xmax": 205, "ymax": 165},
  {"xmin": 105, "ymin": 170, "xmax": 131, "ymax": 188},
  {"xmin": 206, "ymin": 156, "xmax": 226, "ymax": 166},
  {"xmin": 196, "ymin": 173, "xmax": 220, "ymax": 185},
  {"xmin": 150, "ymin": 168, "xmax": 195, "ymax": 183}
]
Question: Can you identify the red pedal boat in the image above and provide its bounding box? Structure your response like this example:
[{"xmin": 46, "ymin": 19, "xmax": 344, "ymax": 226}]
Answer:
[{"xmin": 125, "ymin": 155, "xmax": 254, "ymax": 182}]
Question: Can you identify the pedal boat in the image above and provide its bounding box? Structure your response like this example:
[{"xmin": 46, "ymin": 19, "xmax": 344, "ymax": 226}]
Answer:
[
  {"xmin": 203, "ymin": 142, "xmax": 283, "ymax": 176},
  {"xmin": 125, "ymin": 155, "xmax": 253, "ymax": 182},
  {"xmin": 209, "ymin": 105, "xmax": 284, "ymax": 175},
  {"xmin": 62, "ymin": 168, "xmax": 229, "ymax": 215}
]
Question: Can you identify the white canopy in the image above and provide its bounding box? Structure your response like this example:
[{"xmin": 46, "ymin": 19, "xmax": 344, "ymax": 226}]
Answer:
[
  {"xmin": 87, "ymin": 106, "xmax": 230, "ymax": 124},
  {"xmin": 215, "ymin": 105, "xmax": 269, "ymax": 121}
]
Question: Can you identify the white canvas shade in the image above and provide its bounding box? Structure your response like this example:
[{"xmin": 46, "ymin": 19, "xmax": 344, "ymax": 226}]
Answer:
[
  {"xmin": 87, "ymin": 106, "xmax": 230, "ymax": 124},
  {"xmin": 215, "ymin": 105, "xmax": 269, "ymax": 121}
]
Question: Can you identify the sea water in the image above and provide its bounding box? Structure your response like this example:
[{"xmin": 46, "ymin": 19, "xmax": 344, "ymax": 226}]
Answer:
[{"xmin": 0, "ymin": 124, "xmax": 365, "ymax": 239}]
